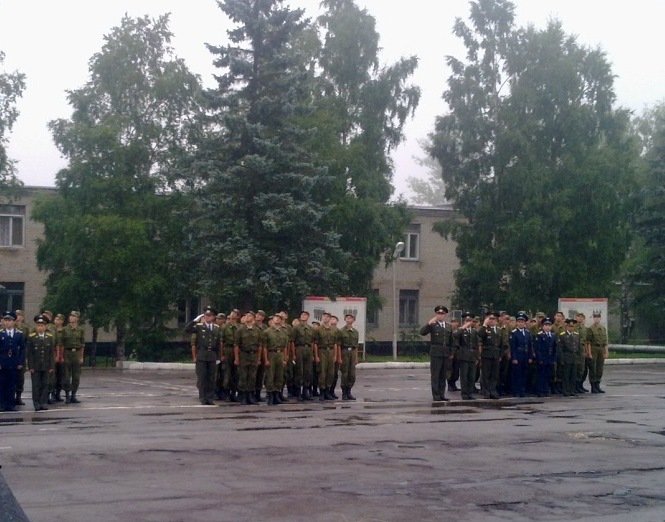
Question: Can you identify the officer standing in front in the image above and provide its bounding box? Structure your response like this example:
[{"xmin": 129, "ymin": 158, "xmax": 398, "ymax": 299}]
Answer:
[
  {"xmin": 185, "ymin": 306, "xmax": 222, "ymax": 405},
  {"xmin": 62, "ymin": 310, "xmax": 85, "ymax": 404},
  {"xmin": 26, "ymin": 314, "xmax": 55, "ymax": 411},
  {"xmin": 419, "ymin": 305, "xmax": 453, "ymax": 401},
  {"xmin": 0, "ymin": 311, "xmax": 26, "ymax": 411},
  {"xmin": 558, "ymin": 318, "xmax": 581, "ymax": 396}
]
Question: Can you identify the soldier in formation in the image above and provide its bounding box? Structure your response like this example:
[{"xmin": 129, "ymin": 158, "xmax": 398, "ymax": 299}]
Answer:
[{"xmin": 421, "ymin": 307, "xmax": 610, "ymax": 401}]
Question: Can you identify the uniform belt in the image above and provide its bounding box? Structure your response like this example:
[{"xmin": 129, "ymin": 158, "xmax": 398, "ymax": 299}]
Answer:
[
  {"xmin": 296, "ymin": 344, "xmax": 311, "ymax": 347},
  {"xmin": 319, "ymin": 346, "xmax": 333, "ymax": 350},
  {"xmin": 71, "ymin": 349, "xmax": 78, "ymax": 352},
  {"xmin": 343, "ymin": 346, "xmax": 356, "ymax": 350},
  {"xmin": 267, "ymin": 348, "xmax": 283, "ymax": 353}
]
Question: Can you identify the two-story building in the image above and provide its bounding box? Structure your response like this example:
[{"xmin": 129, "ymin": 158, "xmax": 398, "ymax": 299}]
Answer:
[{"xmin": 1, "ymin": 188, "xmax": 460, "ymax": 344}]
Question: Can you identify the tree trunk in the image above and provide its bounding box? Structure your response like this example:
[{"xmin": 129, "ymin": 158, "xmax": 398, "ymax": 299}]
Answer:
[{"xmin": 116, "ymin": 323, "xmax": 126, "ymax": 362}]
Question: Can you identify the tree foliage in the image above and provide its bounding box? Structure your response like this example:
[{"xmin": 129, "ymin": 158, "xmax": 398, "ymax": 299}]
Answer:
[
  {"xmin": 626, "ymin": 103, "xmax": 665, "ymax": 339},
  {"xmin": 33, "ymin": 15, "xmax": 201, "ymax": 358},
  {"xmin": 182, "ymin": 0, "xmax": 419, "ymax": 313},
  {"xmin": 430, "ymin": 0, "xmax": 638, "ymax": 312},
  {"xmin": 0, "ymin": 50, "xmax": 25, "ymax": 195}
]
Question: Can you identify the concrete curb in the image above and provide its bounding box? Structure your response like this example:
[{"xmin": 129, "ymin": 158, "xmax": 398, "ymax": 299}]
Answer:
[{"xmin": 115, "ymin": 359, "xmax": 665, "ymax": 370}]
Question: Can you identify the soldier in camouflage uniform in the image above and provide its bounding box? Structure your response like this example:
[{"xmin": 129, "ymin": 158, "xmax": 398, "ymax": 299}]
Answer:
[
  {"xmin": 313, "ymin": 312, "xmax": 339, "ymax": 401},
  {"xmin": 62, "ymin": 311, "xmax": 85, "ymax": 404},
  {"xmin": 453, "ymin": 312, "xmax": 480, "ymax": 400},
  {"xmin": 222, "ymin": 309, "xmax": 240, "ymax": 402},
  {"xmin": 558, "ymin": 319, "xmax": 581, "ymax": 396},
  {"xmin": 293, "ymin": 311, "xmax": 315, "ymax": 400},
  {"xmin": 587, "ymin": 311, "xmax": 608, "ymax": 393},
  {"xmin": 574, "ymin": 312, "xmax": 591, "ymax": 393},
  {"xmin": 234, "ymin": 311, "xmax": 263, "ymax": 405},
  {"xmin": 338, "ymin": 313, "xmax": 360, "ymax": 401},
  {"xmin": 262, "ymin": 314, "xmax": 290, "ymax": 405}
]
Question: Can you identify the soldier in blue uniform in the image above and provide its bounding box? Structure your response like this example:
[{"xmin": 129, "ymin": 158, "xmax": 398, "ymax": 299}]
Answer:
[
  {"xmin": 419, "ymin": 305, "xmax": 454, "ymax": 401},
  {"xmin": 0, "ymin": 311, "xmax": 26, "ymax": 411},
  {"xmin": 509, "ymin": 312, "xmax": 533, "ymax": 397},
  {"xmin": 533, "ymin": 317, "xmax": 557, "ymax": 396}
]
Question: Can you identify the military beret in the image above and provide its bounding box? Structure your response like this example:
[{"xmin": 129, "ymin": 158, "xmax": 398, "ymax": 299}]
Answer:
[
  {"xmin": 69, "ymin": 310, "xmax": 81, "ymax": 318},
  {"xmin": 3, "ymin": 311, "xmax": 16, "ymax": 320},
  {"xmin": 434, "ymin": 305, "xmax": 449, "ymax": 314},
  {"xmin": 34, "ymin": 314, "xmax": 49, "ymax": 324}
]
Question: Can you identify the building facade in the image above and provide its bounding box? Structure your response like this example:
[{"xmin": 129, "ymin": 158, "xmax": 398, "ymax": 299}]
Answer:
[
  {"xmin": 367, "ymin": 206, "xmax": 460, "ymax": 342},
  {"xmin": 2, "ymin": 188, "xmax": 460, "ymax": 343}
]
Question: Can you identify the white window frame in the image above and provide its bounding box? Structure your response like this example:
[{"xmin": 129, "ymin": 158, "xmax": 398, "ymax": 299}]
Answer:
[
  {"xmin": 400, "ymin": 226, "xmax": 420, "ymax": 261},
  {"xmin": 0, "ymin": 205, "xmax": 25, "ymax": 248}
]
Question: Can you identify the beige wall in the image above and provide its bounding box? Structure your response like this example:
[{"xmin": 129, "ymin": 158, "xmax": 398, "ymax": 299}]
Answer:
[
  {"xmin": 368, "ymin": 206, "xmax": 460, "ymax": 342},
  {"xmin": 3, "ymin": 189, "xmax": 461, "ymax": 344}
]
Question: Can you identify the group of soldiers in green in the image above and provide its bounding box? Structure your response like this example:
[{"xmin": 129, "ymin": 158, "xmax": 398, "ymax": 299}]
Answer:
[
  {"xmin": 0, "ymin": 309, "xmax": 86, "ymax": 411},
  {"xmin": 185, "ymin": 306, "xmax": 360, "ymax": 406},
  {"xmin": 421, "ymin": 306, "xmax": 609, "ymax": 402}
]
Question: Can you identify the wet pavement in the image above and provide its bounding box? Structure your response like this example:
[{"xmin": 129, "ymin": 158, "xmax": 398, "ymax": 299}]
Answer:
[{"xmin": 1, "ymin": 365, "xmax": 665, "ymax": 521}]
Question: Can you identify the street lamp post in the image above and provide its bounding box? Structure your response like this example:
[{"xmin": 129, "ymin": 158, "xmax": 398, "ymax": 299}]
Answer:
[{"xmin": 392, "ymin": 241, "xmax": 405, "ymax": 361}]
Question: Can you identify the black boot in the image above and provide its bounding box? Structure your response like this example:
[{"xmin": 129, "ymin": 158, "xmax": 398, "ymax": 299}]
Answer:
[
  {"xmin": 304, "ymin": 386, "xmax": 312, "ymax": 400},
  {"xmin": 299, "ymin": 387, "xmax": 305, "ymax": 401},
  {"xmin": 255, "ymin": 390, "xmax": 264, "ymax": 402},
  {"xmin": 596, "ymin": 383, "xmax": 605, "ymax": 393},
  {"xmin": 342, "ymin": 387, "xmax": 349, "ymax": 400},
  {"xmin": 266, "ymin": 392, "xmax": 274, "ymax": 405},
  {"xmin": 579, "ymin": 383, "xmax": 589, "ymax": 393},
  {"xmin": 47, "ymin": 393, "xmax": 55, "ymax": 405},
  {"xmin": 248, "ymin": 391, "xmax": 257, "ymax": 405},
  {"xmin": 273, "ymin": 391, "xmax": 283, "ymax": 404},
  {"xmin": 329, "ymin": 386, "xmax": 338, "ymax": 400},
  {"xmin": 312, "ymin": 386, "xmax": 320, "ymax": 397},
  {"xmin": 320, "ymin": 389, "xmax": 327, "ymax": 401},
  {"xmin": 54, "ymin": 391, "xmax": 63, "ymax": 402},
  {"xmin": 70, "ymin": 393, "xmax": 80, "ymax": 404},
  {"xmin": 347, "ymin": 387, "xmax": 356, "ymax": 401},
  {"xmin": 15, "ymin": 393, "xmax": 25, "ymax": 406},
  {"xmin": 65, "ymin": 392, "xmax": 71, "ymax": 404},
  {"xmin": 591, "ymin": 383, "xmax": 599, "ymax": 394}
]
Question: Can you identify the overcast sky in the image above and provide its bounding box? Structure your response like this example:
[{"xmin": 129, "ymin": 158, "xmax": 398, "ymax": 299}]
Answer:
[{"xmin": 1, "ymin": 0, "xmax": 664, "ymax": 200}]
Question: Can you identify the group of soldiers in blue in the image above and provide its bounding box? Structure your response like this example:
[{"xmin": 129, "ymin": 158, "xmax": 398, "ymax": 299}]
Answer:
[
  {"xmin": 421, "ymin": 306, "xmax": 609, "ymax": 402},
  {"xmin": 185, "ymin": 306, "xmax": 360, "ymax": 406},
  {"xmin": 0, "ymin": 309, "xmax": 86, "ymax": 412}
]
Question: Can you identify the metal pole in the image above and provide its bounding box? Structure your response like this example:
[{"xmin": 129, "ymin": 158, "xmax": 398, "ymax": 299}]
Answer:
[{"xmin": 392, "ymin": 241, "xmax": 405, "ymax": 361}]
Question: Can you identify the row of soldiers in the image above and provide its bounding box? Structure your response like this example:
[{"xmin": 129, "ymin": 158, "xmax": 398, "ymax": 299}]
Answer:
[
  {"xmin": 420, "ymin": 306, "xmax": 609, "ymax": 402},
  {"xmin": 185, "ymin": 307, "xmax": 360, "ymax": 406},
  {"xmin": 0, "ymin": 310, "xmax": 86, "ymax": 411}
]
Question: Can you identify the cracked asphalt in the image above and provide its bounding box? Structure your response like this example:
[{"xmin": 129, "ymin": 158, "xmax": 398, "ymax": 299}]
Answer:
[{"xmin": 1, "ymin": 365, "xmax": 665, "ymax": 522}]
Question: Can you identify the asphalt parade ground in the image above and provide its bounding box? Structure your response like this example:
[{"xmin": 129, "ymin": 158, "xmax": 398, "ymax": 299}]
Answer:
[{"xmin": 1, "ymin": 365, "xmax": 665, "ymax": 522}]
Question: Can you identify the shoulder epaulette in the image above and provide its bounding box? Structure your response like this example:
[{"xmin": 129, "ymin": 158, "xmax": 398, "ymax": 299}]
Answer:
[
  {"xmin": 511, "ymin": 328, "xmax": 518, "ymax": 333},
  {"xmin": 29, "ymin": 332, "xmax": 37, "ymax": 338}
]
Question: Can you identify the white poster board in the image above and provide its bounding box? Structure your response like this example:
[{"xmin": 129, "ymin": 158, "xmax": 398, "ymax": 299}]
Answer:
[
  {"xmin": 558, "ymin": 298, "xmax": 608, "ymax": 330},
  {"xmin": 302, "ymin": 296, "xmax": 367, "ymax": 345}
]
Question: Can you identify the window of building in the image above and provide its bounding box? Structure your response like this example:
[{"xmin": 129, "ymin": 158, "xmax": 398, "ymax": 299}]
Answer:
[
  {"xmin": 400, "ymin": 224, "xmax": 420, "ymax": 261},
  {"xmin": 0, "ymin": 205, "xmax": 25, "ymax": 247},
  {"xmin": 399, "ymin": 289, "xmax": 419, "ymax": 326},
  {"xmin": 366, "ymin": 289, "xmax": 379, "ymax": 328},
  {"xmin": 0, "ymin": 282, "xmax": 24, "ymax": 313},
  {"xmin": 176, "ymin": 297, "xmax": 201, "ymax": 327}
]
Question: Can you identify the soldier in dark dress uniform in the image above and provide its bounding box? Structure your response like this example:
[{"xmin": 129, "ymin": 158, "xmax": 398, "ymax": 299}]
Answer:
[
  {"xmin": 185, "ymin": 306, "xmax": 222, "ymax": 405},
  {"xmin": 62, "ymin": 311, "xmax": 85, "ymax": 404},
  {"xmin": 419, "ymin": 305, "xmax": 453, "ymax": 401},
  {"xmin": 26, "ymin": 315, "xmax": 56, "ymax": 411},
  {"xmin": 0, "ymin": 311, "xmax": 25, "ymax": 411},
  {"xmin": 478, "ymin": 312, "xmax": 502, "ymax": 399},
  {"xmin": 558, "ymin": 319, "xmax": 581, "ymax": 396},
  {"xmin": 453, "ymin": 312, "xmax": 480, "ymax": 400},
  {"xmin": 510, "ymin": 312, "xmax": 533, "ymax": 397},
  {"xmin": 533, "ymin": 317, "xmax": 557, "ymax": 397}
]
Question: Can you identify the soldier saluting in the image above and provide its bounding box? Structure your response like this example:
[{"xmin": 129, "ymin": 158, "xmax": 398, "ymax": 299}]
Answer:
[{"xmin": 420, "ymin": 305, "xmax": 453, "ymax": 401}]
